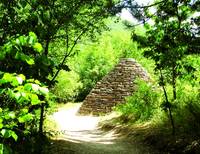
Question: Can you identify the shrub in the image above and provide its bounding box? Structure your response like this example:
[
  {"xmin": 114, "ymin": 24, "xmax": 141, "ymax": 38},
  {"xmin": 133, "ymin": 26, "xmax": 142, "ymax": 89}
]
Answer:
[
  {"xmin": 115, "ymin": 79, "xmax": 161, "ymax": 122},
  {"xmin": 0, "ymin": 73, "xmax": 50, "ymax": 153},
  {"xmin": 0, "ymin": 32, "xmax": 53, "ymax": 153},
  {"xmin": 51, "ymin": 70, "xmax": 82, "ymax": 102},
  {"xmin": 172, "ymin": 80, "xmax": 200, "ymax": 133}
]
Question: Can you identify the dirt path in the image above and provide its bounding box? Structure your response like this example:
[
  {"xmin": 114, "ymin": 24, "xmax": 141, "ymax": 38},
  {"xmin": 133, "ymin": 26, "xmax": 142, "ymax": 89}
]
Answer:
[{"xmin": 45, "ymin": 104, "xmax": 159, "ymax": 154}]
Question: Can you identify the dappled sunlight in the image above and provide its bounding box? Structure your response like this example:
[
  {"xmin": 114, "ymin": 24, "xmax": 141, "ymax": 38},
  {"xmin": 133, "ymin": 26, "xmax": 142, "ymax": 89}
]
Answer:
[
  {"xmin": 52, "ymin": 104, "xmax": 119, "ymax": 145},
  {"xmin": 46, "ymin": 104, "xmax": 160, "ymax": 154}
]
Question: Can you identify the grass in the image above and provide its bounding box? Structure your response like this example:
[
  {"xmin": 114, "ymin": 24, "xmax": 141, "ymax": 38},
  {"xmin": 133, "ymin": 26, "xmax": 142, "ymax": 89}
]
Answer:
[{"xmin": 99, "ymin": 110, "xmax": 200, "ymax": 154}]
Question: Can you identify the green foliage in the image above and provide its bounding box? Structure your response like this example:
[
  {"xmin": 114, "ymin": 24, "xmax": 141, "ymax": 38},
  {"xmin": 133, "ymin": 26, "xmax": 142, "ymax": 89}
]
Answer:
[
  {"xmin": 132, "ymin": 0, "xmax": 199, "ymax": 85},
  {"xmin": 0, "ymin": 33, "xmax": 52, "ymax": 153},
  {"xmin": 0, "ymin": 143, "xmax": 12, "ymax": 154},
  {"xmin": 116, "ymin": 80, "xmax": 161, "ymax": 122},
  {"xmin": 0, "ymin": 32, "xmax": 54, "ymax": 84},
  {"xmin": 0, "ymin": 72, "xmax": 50, "ymax": 152},
  {"xmin": 67, "ymin": 23, "xmax": 136, "ymax": 100},
  {"xmin": 130, "ymin": 0, "xmax": 200, "ymax": 134},
  {"xmin": 52, "ymin": 70, "xmax": 82, "ymax": 102},
  {"xmin": 172, "ymin": 80, "xmax": 200, "ymax": 131},
  {"xmin": 0, "ymin": 0, "xmax": 120, "ymax": 87},
  {"xmin": 62, "ymin": 21, "xmax": 155, "ymax": 101},
  {"xmin": 0, "ymin": 0, "xmax": 117, "ymax": 45}
]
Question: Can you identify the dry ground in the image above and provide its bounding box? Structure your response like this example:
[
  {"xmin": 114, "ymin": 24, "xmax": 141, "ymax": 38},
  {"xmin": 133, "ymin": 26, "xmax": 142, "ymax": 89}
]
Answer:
[{"xmin": 44, "ymin": 103, "xmax": 160, "ymax": 154}]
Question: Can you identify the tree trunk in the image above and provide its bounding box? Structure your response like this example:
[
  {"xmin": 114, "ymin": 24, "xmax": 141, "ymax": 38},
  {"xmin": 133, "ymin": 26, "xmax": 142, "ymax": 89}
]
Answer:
[
  {"xmin": 172, "ymin": 65, "xmax": 177, "ymax": 100},
  {"xmin": 44, "ymin": 38, "xmax": 50, "ymax": 55},
  {"xmin": 39, "ymin": 103, "xmax": 45, "ymax": 135},
  {"xmin": 160, "ymin": 70, "xmax": 175, "ymax": 135}
]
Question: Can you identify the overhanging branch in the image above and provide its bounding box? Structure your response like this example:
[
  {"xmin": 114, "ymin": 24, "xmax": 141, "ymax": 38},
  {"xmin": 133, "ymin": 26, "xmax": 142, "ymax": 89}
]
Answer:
[
  {"xmin": 117, "ymin": 0, "xmax": 166, "ymax": 9},
  {"xmin": 50, "ymin": 29, "xmax": 87, "ymax": 83}
]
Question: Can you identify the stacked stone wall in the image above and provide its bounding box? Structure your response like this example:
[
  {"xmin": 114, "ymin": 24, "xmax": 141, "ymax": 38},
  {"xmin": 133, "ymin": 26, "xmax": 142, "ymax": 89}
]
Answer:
[{"xmin": 78, "ymin": 58, "xmax": 149, "ymax": 115}]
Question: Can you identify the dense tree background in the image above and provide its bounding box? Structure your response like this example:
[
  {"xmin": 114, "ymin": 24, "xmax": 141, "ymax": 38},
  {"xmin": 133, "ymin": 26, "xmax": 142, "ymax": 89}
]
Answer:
[{"xmin": 0, "ymin": 0, "xmax": 200, "ymax": 153}]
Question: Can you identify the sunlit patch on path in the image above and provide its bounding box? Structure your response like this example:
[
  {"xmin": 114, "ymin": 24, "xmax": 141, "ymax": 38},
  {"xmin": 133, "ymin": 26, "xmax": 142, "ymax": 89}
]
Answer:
[
  {"xmin": 47, "ymin": 103, "xmax": 160, "ymax": 154},
  {"xmin": 52, "ymin": 104, "xmax": 118, "ymax": 144}
]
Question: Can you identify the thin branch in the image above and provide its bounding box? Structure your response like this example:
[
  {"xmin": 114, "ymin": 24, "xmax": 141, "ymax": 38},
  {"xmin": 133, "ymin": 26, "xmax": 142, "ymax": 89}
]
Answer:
[
  {"xmin": 50, "ymin": 29, "xmax": 87, "ymax": 83},
  {"xmin": 118, "ymin": 0, "xmax": 166, "ymax": 9},
  {"xmin": 50, "ymin": 12, "xmax": 104, "ymax": 83}
]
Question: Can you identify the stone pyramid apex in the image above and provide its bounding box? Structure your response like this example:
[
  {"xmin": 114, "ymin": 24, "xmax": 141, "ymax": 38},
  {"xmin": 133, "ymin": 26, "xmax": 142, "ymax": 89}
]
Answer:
[{"xmin": 78, "ymin": 58, "xmax": 150, "ymax": 115}]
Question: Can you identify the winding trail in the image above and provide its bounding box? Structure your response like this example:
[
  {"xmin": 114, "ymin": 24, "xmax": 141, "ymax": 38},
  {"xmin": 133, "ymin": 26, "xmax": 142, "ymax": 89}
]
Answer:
[{"xmin": 46, "ymin": 104, "xmax": 159, "ymax": 154}]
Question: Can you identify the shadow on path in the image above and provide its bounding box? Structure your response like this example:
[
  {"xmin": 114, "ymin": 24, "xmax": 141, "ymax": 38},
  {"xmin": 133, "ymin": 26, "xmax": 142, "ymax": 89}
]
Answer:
[{"xmin": 44, "ymin": 104, "xmax": 160, "ymax": 154}]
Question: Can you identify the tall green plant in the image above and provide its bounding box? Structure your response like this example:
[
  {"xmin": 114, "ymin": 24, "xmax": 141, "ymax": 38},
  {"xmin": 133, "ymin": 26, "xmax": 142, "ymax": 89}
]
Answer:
[
  {"xmin": 0, "ymin": 73, "xmax": 50, "ymax": 153},
  {"xmin": 131, "ymin": 0, "xmax": 200, "ymax": 134},
  {"xmin": 0, "ymin": 0, "xmax": 119, "ymax": 84},
  {"xmin": 0, "ymin": 33, "xmax": 51, "ymax": 153},
  {"xmin": 0, "ymin": 32, "xmax": 54, "ymax": 84},
  {"xmin": 116, "ymin": 80, "xmax": 160, "ymax": 122}
]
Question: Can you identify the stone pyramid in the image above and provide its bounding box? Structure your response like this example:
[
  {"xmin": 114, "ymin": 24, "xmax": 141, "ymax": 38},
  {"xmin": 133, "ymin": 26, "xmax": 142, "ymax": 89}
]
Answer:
[{"xmin": 78, "ymin": 58, "xmax": 149, "ymax": 115}]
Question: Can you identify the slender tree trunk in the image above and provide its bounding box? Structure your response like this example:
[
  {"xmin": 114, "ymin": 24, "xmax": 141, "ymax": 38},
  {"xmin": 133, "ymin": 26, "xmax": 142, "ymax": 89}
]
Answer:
[
  {"xmin": 36, "ymin": 103, "xmax": 45, "ymax": 154},
  {"xmin": 39, "ymin": 103, "xmax": 45, "ymax": 135},
  {"xmin": 160, "ymin": 70, "xmax": 175, "ymax": 135},
  {"xmin": 168, "ymin": 105, "xmax": 175, "ymax": 135},
  {"xmin": 44, "ymin": 38, "xmax": 50, "ymax": 56},
  {"xmin": 172, "ymin": 65, "xmax": 177, "ymax": 100}
]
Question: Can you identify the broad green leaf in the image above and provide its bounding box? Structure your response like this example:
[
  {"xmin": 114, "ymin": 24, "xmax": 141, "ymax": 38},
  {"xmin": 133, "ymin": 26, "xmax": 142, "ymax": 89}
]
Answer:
[
  {"xmin": 1, "ymin": 129, "xmax": 11, "ymax": 138},
  {"xmin": 11, "ymin": 132, "xmax": 18, "ymax": 141},
  {"xmin": 33, "ymin": 43, "xmax": 43, "ymax": 53},
  {"xmin": 4, "ymin": 42, "xmax": 13, "ymax": 53},
  {"xmin": 21, "ymin": 108, "xmax": 28, "ymax": 114},
  {"xmin": 16, "ymin": 77, "xmax": 23, "ymax": 85},
  {"xmin": 29, "ymin": 32, "xmax": 37, "ymax": 39},
  {"xmin": 17, "ymin": 74, "xmax": 25, "ymax": 84},
  {"xmin": 0, "ymin": 79, "xmax": 7, "ymax": 85},
  {"xmin": 30, "ymin": 94, "xmax": 40, "ymax": 105},
  {"xmin": 18, "ymin": 36, "xmax": 26, "ymax": 46},
  {"xmin": 8, "ymin": 112, "xmax": 16, "ymax": 119},
  {"xmin": 34, "ymin": 80, "xmax": 40, "ymax": 85},
  {"xmin": 24, "ymin": 83, "xmax": 32, "ymax": 91},
  {"xmin": 18, "ymin": 113, "xmax": 33, "ymax": 123},
  {"xmin": 14, "ymin": 92, "xmax": 21, "ymax": 100},
  {"xmin": 7, "ymin": 89, "xmax": 15, "ymax": 98},
  {"xmin": 2, "ymin": 73, "xmax": 13, "ymax": 82},
  {"xmin": 25, "ymin": 57, "xmax": 35, "ymax": 65},
  {"xmin": 15, "ymin": 52, "xmax": 35, "ymax": 65},
  {"xmin": 11, "ymin": 78, "xmax": 20, "ymax": 87},
  {"xmin": 15, "ymin": 51, "xmax": 21, "ymax": 59},
  {"xmin": 28, "ymin": 32, "xmax": 37, "ymax": 44},
  {"xmin": 18, "ymin": 97, "xmax": 29, "ymax": 105},
  {"xmin": 15, "ymin": 38, "xmax": 20, "ymax": 45},
  {"xmin": 1, "ymin": 129, "xmax": 18, "ymax": 141}
]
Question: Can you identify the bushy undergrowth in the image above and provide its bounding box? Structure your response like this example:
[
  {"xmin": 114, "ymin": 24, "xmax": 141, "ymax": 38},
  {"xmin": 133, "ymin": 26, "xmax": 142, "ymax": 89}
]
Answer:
[
  {"xmin": 171, "ymin": 80, "xmax": 200, "ymax": 133},
  {"xmin": 0, "ymin": 33, "xmax": 54, "ymax": 153},
  {"xmin": 115, "ymin": 80, "xmax": 161, "ymax": 123},
  {"xmin": 115, "ymin": 77, "xmax": 200, "ymax": 135},
  {"xmin": 51, "ymin": 70, "xmax": 82, "ymax": 102}
]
